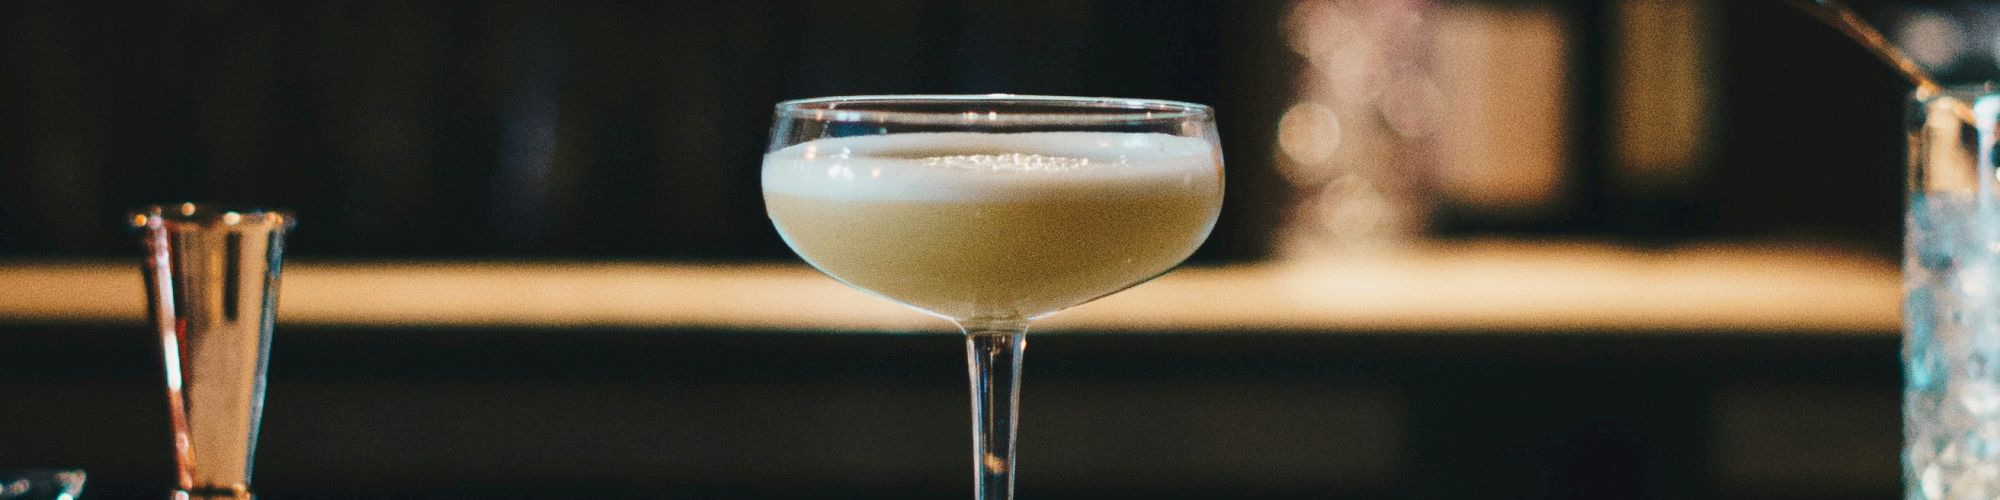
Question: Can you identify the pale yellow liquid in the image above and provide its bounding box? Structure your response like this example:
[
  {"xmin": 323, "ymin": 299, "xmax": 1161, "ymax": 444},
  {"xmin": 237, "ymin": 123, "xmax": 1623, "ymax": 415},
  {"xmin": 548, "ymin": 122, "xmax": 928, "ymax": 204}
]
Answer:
[{"xmin": 763, "ymin": 132, "xmax": 1222, "ymax": 321}]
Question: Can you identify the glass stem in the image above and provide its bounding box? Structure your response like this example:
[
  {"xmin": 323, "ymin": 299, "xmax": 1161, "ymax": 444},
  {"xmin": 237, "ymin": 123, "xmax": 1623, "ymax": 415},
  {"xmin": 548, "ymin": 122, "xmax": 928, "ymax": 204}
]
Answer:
[{"xmin": 963, "ymin": 320, "xmax": 1028, "ymax": 500}]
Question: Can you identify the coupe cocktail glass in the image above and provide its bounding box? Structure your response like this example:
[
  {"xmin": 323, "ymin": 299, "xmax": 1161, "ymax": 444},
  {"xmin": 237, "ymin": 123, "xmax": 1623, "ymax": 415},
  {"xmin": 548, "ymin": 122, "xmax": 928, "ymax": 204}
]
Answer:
[{"xmin": 763, "ymin": 95, "xmax": 1224, "ymax": 499}]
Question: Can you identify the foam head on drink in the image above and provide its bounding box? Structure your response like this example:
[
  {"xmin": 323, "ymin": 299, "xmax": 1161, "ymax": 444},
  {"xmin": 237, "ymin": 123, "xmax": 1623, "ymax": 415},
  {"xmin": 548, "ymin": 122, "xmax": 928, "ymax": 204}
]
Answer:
[{"xmin": 764, "ymin": 131, "xmax": 1224, "ymax": 321}]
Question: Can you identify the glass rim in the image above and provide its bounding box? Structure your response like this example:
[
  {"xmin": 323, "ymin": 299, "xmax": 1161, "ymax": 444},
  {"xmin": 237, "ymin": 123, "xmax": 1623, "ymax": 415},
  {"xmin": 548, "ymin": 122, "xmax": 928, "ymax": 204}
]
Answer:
[
  {"xmin": 129, "ymin": 202, "xmax": 295, "ymax": 230},
  {"xmin": 773, "ymin": 94, "xmax": 1213, "ymax": 126}
]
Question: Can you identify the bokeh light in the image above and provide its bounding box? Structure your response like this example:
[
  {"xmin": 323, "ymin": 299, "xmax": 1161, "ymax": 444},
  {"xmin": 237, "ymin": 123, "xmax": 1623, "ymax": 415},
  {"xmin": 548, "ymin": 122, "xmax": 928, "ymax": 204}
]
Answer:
[
  {"xmin": 1278, "ymin": 101, "xmax": 1343, "ymax": 167},
  {"xmin": 1899, "ymin": 10, "xmax": 1965, "ymax": 72}
]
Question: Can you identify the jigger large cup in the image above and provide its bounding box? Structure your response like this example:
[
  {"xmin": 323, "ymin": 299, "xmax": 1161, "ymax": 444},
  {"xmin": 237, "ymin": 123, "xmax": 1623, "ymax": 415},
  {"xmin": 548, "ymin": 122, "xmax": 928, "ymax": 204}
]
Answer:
[{"xmin": 131, "ymin": 203, "xmax": 293, "ymax": 498}]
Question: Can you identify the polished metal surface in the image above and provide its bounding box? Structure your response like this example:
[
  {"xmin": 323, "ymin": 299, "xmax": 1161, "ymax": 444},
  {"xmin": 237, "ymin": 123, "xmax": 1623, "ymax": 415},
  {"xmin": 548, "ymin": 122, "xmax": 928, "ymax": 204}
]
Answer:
[{"xmin": 132, "ymin": 203, "xmax": 293, "ymax": 495}]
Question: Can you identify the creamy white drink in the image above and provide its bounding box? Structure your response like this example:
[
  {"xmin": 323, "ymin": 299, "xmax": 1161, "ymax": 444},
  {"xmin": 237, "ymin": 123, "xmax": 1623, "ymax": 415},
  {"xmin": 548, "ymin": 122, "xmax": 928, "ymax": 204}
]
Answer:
[{"xmin": 763, "ymin": 131, "xmax": 1223, "ymax": 321}]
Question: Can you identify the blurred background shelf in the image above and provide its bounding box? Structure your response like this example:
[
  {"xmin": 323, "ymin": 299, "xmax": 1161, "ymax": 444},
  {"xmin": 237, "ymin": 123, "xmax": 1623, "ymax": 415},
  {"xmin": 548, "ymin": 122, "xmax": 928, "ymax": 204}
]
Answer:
[
  {"xmin": 0, "ymin": 0, "xmax": 1947, "ymax": 497},
  {"xmin": 0, "ymin": 240, "xmax": 1897, "ymax": 335}
]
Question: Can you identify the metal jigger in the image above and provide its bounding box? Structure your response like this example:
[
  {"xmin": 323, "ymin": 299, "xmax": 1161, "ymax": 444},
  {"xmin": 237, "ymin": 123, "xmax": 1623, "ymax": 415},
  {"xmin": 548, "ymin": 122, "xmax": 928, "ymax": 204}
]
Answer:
[{"xmin": 131, "ymin": 203, "xmax": 294, "ymax": 498}]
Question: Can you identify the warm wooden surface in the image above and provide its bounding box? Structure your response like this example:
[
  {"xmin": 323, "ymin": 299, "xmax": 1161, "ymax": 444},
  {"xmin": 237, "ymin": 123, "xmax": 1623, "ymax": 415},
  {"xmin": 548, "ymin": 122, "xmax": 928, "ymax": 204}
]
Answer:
[{"xmin": 0, "ymin": 241, "xmax": 1899, "ymax": 334}]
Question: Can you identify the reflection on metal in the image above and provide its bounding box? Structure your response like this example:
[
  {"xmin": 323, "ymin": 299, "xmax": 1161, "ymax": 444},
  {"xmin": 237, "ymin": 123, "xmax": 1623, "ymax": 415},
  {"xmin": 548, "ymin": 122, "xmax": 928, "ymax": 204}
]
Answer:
[{"xmin": 132, "ymin": 203, "xmax": 294, "ymax": 496}]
